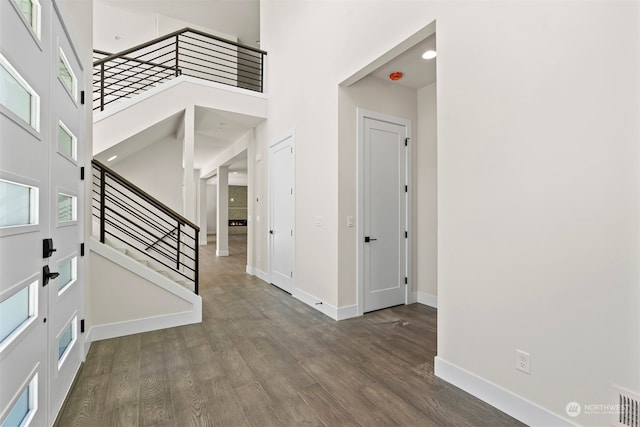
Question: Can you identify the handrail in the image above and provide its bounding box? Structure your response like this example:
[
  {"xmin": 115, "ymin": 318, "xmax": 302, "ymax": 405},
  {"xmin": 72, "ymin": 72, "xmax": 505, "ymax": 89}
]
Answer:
[
  {"xmin": 94, "ymin": 27, "xmax": 266, "ymax": 66},
  {"xmin": 92, "ymin": 160, "xmax": 199, "ymax": 230},
  {"xmin": 92, "ymin": 160, "xmax": 199, "ymax": 294},
  {"xmin": 93, "ymin": 27, "xmax": 266, "ymax": 111}
]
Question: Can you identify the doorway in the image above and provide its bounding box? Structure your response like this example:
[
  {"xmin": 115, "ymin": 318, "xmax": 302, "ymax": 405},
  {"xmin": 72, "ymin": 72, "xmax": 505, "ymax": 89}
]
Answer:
[
  {"xmin": 358, "ymin": 109, "xmax": 411, "ymax": 313},
  {"xmin": 268, "ymin": 130, "xmax": 295, "ymax": 294}
]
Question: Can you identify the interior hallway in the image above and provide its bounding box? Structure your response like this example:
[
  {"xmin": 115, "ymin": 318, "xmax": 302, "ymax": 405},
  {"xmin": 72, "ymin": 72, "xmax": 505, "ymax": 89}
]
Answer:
[{"xmin": 55, "ymin": 236, "xmax": 523, "ymax": 426}]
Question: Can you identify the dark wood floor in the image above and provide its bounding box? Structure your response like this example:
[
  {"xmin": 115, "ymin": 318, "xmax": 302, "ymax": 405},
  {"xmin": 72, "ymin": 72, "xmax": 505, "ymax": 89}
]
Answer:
[{"xmin": 56, "ymin": 235, "xmax": 523, "ymax": 427}]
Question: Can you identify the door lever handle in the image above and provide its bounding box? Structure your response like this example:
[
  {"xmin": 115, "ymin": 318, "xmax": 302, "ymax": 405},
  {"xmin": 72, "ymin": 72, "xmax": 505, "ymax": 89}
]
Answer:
[
  {"xmin": 364, "ymin": 236, "xmax": 378, "ymax": 243},
  {"xmin": 43, "ymin": 265, "xmax": 59, "ymax": 287}
]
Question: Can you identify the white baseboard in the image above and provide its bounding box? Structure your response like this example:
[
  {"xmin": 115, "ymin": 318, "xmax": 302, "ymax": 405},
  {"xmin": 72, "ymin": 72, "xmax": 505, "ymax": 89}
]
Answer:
[
  {"xmin": 291, "ymin": 288, "xmax": 358, "ymax": 321},
  {"xmin": 216, "ymin": 249, "xmax": 229, "ymax": 256},
  {"xmin": 415, "ymin": 291, "xmax": 438, "ymax": 308},
  {"xmin": 88, "ymin": 308, "xmax": 202, "ymax": 342},
  {"xmin": 246, "ymin": 265, "xmax": 270, "ymax": 283},
  {"xmin": 434, "ymin": 357, "xmax": 574, "ymax": 427}
]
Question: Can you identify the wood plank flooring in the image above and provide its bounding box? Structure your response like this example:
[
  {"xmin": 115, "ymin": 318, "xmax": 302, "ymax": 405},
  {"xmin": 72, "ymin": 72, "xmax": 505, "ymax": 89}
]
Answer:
[{"xmin": 55, "ymin": 236, "xmax": 524, "ymax": 427}]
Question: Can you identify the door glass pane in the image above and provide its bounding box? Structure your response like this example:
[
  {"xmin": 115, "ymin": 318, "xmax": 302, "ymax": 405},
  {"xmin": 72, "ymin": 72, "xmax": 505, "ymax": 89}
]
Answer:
[
  {"xmin": 17, "ymin": 0, "xmax": 33, "ymax": 24},
  {"xmin": 57, "ymin": 193, "xmax": 75, "ymax": 222},
  {"xmin": 58, "ymin": 257, "xmax": 75, "ymax": 292},
  {"xmin": 58, "ymin": 123, "xmax": 75, "ymax": 161},
  {"xmin": 58, "ymin": 322, "xmax": 73, "ymax": 360},
  {"xmin": 0, "ymin": 180, "xmax": 35, "ymax": 228},
  {"xmin": 0, "ymin": 62, "xmax": 32, "ymax": 124},
  {"xmin": 0, "ymin": 386, "xmax": 28, "ymax": 427},
  {"xmin": 59, "ymin": 51, "xmax": 75, "ymax": 97},
  {"xmin": 0, "ymin": 287, "xmax": 29, "ymax": 343}
]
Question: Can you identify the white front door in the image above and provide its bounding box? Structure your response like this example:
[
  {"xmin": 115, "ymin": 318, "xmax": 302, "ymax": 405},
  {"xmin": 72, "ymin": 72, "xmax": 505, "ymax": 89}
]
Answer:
[
  {"xmin": 47, "ymin": 9, "xmax": 85, "ymax": 421},
  {"xmin": 360, "ymin": 111, "xmax": 409, "ymax": 313},
  {"xmin": 0, "ymin": 2, "xmax": 85, "ymax": 426},
  {"xmin": 268, "ymin": 131, "xmax": 295, "ymax": 294}
]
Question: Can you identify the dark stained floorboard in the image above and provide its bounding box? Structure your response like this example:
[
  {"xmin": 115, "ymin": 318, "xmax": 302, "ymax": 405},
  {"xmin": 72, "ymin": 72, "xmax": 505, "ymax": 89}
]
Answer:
[{"xmin": 55, "ymin": 235, "xmax": 524, "ymax": 427}]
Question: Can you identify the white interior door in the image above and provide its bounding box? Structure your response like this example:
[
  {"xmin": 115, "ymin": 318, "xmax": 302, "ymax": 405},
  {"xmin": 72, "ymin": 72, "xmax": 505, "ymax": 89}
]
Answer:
[
  {"xmin": 268, "ymin": 132, "xmax": 295, "ymax": 294},
  {"xmin": 361, "ymin": 112, "xmax": 409, "ymax": 313},
  {"xmin": 47, "ymin": 10, "xmax": 85, "ymax": 421}
]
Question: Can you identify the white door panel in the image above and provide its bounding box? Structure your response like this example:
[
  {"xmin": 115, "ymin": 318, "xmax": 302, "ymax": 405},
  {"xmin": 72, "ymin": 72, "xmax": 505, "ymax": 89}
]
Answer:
[
  {"xmin": 362, "ymin": 115, "xmax": 408, "ymax": 313},
  {"xmin": 47, "ymin": 9, "xmax": 84, "ymax": 421},
  {"xmin": 269, "ymin": 132, "xmax": 295, "ymax": 294},
  {"xmin": 1, "ymin": 2, "xmax": 85, "ymax": 426},
  {"xmin": 1, "ymin": 1, "xmax": 52, "ymax": 425}
]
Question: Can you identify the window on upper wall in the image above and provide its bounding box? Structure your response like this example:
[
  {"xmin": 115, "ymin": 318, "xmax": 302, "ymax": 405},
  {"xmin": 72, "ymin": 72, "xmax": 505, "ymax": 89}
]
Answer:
[
  {"xmin": 0, "ymin": 373, "xmax": 38, "ymax": 427},
  {"xmin": 57, "ymin": 121, "xmax": 77, "ymax": 162},
  {"xmin": 14, "ymin": 0, "xmax": 41, "ymax": 39},
  {"xmin": 0, "ymin": 179, "xmax": 38, "ymax": 229},
  {"xmin": 59, "ymin": 49, "xmax": 76, "ymax": 100},
  {"xmin": 0, "ymin": 53, "xmax": 40, "ymax": 131}
]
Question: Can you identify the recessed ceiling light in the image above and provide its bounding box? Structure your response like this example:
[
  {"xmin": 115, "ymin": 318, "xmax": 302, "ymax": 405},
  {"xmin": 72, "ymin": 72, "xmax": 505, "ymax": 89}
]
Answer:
[
  {"xmin": 107, "ymin": 155, "xmax": 118, "ymax": 162},
  {"xmin": 422, "ymin": 50, "xmax": 437, "ymax": 60}
]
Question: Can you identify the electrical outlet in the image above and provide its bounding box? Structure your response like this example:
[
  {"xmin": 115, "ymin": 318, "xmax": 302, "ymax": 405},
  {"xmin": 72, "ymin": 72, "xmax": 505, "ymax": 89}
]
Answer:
[{"xmin": 516, "ymin": 349, "xmax": 530, "ymax": 374}]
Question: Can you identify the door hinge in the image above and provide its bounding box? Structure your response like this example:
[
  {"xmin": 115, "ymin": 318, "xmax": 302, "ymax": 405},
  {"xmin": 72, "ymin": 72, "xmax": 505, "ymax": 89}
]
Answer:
[
  {"xmin": 80, "ymin": 319, "xmax": 85, "ymax": 333},
  {"xmin": 80, "ymin": 243, "xmax": 85, "ymax": 257},
  {"xmin": 404, "ymin": 277, "xmax": 408, "ymax": 285},
  {"xmin": 80, "ymin": 166, "xmax": 85, "ymax": 180},
  {"xmin": 405, "ymin": 185, "xmax": 408, "ymax": 193},
  {"xmin": 80, "ymin": 90, "xmax": 85, "ymax": 105},
  {"xmin": 290, "ymin": 271, "xmax": 293, "ymax": 278},
  {"xmin": 405, "ymin": 231, "xmax": 408, "ymax": 238},
  {"xmin": 405, "ymin": 138, "xmax": 409, "ymax": 147}
]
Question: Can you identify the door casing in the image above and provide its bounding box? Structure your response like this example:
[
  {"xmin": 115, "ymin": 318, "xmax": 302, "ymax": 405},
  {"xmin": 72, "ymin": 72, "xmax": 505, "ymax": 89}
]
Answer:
[{"xmin": 357, "ymin": 108, "xmax": 412, "ymax": 315}]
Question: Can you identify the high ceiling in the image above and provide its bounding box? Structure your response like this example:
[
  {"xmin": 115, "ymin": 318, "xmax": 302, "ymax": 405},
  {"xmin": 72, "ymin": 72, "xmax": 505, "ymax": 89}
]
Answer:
[{"xmin": 97, "ymin": 0, "xmax": 260, "ymax": 47}]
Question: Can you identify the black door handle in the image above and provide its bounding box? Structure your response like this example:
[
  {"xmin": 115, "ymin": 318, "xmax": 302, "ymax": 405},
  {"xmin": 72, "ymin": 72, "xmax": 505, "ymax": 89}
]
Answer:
[
  {"xmin": 43, "ymin": 238, "xmax": 57, "ymax": 258},
  {"xmin": 364, "ymin": 236, "xmax": 378, "ymax": 243},
  {"xmin": 43, "ymin": 265, "xmax": 59, "ymax": 287}
]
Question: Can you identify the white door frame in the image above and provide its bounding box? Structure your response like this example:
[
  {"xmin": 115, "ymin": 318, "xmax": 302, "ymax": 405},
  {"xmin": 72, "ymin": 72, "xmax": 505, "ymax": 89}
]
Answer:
[
  {"xmin": 267, "ymin": 129, "xmax": 295, "ymax": 292},
  {"xmin": 357, "ymin": 108, "xmax": 412, "ymax": 315}
]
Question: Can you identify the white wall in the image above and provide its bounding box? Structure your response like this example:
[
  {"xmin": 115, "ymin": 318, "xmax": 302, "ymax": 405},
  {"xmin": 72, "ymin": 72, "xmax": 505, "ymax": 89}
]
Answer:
[
  {"xmin": 257, "ymin": 1, "xmax": 640, "ymax": 425},
  {"xmin": 207, "ymin": 184, "xmax": 217, "ymax": 234},
  {"xmin": 93, "ymin": 1, "xmax": 236, "ymax": 53},
  {"xmin": 416, "ymin": 82, "xmax": 437, "ymax": 302},
  {"xmin": 111, "ymin": 137, "xmax": 184, "ymax": 214}
]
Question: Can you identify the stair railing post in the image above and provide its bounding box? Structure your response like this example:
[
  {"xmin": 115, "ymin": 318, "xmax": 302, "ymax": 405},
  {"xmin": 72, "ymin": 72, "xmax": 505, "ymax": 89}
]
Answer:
[
  {"xmin": 260, "ymin": 53, "xmax": 264, "ymax": 93},
  {"xmin": 100, "ymin": 62, "xmax": 105, "ymax": 111},
  {"xmin": 194, "ymin": 227, "xmax": 199, "ymax": 295},
  {"xmin": 175, "ymin": 34, "xmax": 180, "ymax": 76},
  {"xmin": 99, "ymin": 166, "xmax": 106, "ymax": 243},
  {"xmin": 176, "ymin": 222, "xmax": 181, "ymax": 270}
]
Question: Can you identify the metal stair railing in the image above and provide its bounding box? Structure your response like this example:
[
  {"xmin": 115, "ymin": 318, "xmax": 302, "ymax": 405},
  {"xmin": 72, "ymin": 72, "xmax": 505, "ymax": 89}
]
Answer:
[
  {"xmin": 92, "ymin": 159, "xmax": 200, "ymax": 294},
  {"xmin": 93, "ymin": 27, "xmax": 267, "ymax": 111}
]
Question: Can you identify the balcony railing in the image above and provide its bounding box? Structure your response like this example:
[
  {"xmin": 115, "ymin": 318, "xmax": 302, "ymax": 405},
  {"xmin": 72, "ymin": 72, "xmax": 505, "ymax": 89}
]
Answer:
[{"xmin": 93, "ymin": 28, "xmax": 266, "ymax": 111}]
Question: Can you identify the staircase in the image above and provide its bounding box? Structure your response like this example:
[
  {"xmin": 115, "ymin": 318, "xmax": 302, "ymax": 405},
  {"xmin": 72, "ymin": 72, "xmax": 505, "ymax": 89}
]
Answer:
[
  {"xmin": 92, "ymin": 159, "xmax": 199, "ymax": 294},
  {"xmin": 86, "ymin": 28, "xmax": 267, "ymax": 340}
]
